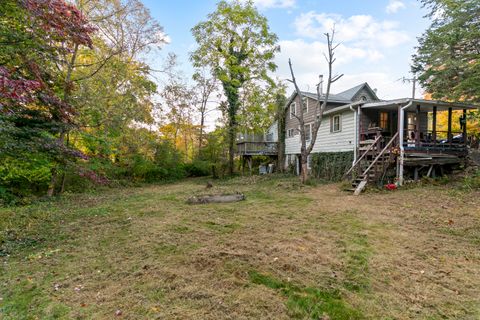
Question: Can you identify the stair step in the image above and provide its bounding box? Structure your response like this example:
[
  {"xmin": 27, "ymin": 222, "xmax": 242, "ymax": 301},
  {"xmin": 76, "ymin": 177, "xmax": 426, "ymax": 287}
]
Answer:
[{"xmin": 359, "ymin": 139, "xmax": 376, "ymax": 145}]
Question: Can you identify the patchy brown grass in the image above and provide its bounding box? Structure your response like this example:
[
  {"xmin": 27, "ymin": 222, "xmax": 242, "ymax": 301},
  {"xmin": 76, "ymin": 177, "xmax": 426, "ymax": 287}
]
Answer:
[{"xmin": 1, "ymin": 175, "xmax": 480, "ymax": 319}]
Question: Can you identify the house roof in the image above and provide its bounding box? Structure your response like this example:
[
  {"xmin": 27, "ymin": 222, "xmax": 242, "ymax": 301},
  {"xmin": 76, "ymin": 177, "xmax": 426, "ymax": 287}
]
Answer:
[
  {"xmin": 336, "ymin": 82, "xmax": 378, "ymax": 101},
  {"xmin": 286, "ymin": 82, "xmax": 379, "ymax": 108},
  {"xmin": 362, "ymin": 98, "xmax": 478, "ymax": 111}
]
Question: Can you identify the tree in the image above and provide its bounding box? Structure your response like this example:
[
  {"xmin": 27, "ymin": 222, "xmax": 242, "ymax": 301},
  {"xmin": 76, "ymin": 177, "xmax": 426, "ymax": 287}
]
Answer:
[
  {"xmin": 191, "ymin": 0, "xmax": 279, "ymax": 175},
  {"xmin": 288, "ymin": 30, "xmax": 342, "ymax": 183},
  {"xmin": 0, "ymin": 0, "xmax": 95, "ymax": 196},
  {"xmin": 160, "ymin": 79, "xmax": 196, "ymax": 159},
  {"xmin": 412, "ymin": 0, "xmax": 480, "ymax": 103},
  {"xmin": 192, "ymin": 69, "xmax": 217, "ymax": 155},
  {"xmin": 273, "ymin": 85, "xmax": 288, "ymax": 172},
  {"xmin": 53, "ymin": 0, "xmax": 166, "ymax": 194}
]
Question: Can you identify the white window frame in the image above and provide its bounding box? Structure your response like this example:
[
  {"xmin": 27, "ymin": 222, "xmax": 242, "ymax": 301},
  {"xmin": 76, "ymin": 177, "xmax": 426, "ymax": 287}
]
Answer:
[
  {"xmin": 305, "ymin": 123, "xmax": 312, "ymax": 141},
  {"xmin": 307, "ymin": 154, "xmax": 312, "ymax": 170},
  {"xmin": 302, "ymin": 97, "xmax": 308, "ymax": 114},
  {"xmin": 287, "ymin": 128, "xmax": 295, "ymax": 138},
  {"xmin": 290, "ymin": 102, "xmax": 296, "ymax": 119},
  {"xmin": 331, "ymin": 114, "xmax": 342, "ymax": 133}
]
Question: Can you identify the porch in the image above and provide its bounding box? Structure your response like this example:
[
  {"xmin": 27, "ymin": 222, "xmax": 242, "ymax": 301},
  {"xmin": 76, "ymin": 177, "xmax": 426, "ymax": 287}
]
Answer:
[
  {"xmin": 346, "ymin": 98, "xmax": 477, "ymax": 193},
  {"xmin": 236, "ymin": 133, "xmax": 278, "ymax": 174}
]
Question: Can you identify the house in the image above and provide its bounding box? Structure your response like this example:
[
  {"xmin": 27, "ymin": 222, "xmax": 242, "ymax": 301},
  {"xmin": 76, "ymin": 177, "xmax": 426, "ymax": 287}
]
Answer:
[
  {"xmin": 237, "ymin": 82, "xmax": 476, "ymax": 193},
  {"xmin": 284, "ymin": 82, "xmax": 379, "ymax": 173}
]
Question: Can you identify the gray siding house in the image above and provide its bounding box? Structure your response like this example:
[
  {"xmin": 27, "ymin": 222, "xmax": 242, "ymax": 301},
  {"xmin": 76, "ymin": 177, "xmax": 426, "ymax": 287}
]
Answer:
[
  {"xmin": 283, "ymin": 83, "xmax": 379, "ymax": 171},
  {"xmin": 241, "ymin": 82, "xmax": 474, "ymax": 192}
]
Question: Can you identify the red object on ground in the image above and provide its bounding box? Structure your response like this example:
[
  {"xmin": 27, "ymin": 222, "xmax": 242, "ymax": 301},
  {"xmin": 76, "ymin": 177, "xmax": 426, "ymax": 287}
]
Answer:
[{"xmin": 385, "ymin": 183, "xmax": 397, "ymax": 190}]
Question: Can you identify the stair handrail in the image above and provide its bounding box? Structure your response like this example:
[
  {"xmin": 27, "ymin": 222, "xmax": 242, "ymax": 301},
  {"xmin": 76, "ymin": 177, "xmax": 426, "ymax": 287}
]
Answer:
[
  {"xmin": 343, "ymin": 134, "xmax": 383, "ymax": 179},
  {"xmin": 361, "ymin": 132, "xmax": 399, "ymax": 177}
]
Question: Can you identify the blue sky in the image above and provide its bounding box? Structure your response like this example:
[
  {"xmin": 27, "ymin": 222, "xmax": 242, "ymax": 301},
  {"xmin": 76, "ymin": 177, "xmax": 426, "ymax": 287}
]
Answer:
[{"xmin": 142, "ymin": 0, "xmax": 431, "ymax": 126}]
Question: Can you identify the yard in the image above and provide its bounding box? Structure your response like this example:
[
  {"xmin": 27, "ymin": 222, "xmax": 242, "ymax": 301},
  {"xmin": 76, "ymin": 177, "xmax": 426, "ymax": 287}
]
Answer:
[{"xmin": 1, "ymin": 176, "xmax": 480, "ymax": 319}]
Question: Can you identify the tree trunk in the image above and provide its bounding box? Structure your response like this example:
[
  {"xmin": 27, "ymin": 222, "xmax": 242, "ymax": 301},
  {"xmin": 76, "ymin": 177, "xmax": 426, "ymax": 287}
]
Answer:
[
  {"xmin": 276, "ymin": 95, "xmax": 286, "ymax": 173},
  {"xmin": 198, "ymin": 110, "xmax": 205, "ymax": 156},
  {"xmin": 228, "ymin": 124, "xmax": 235, "ymax": 175},
  {"xmin": 300, "ymin": 154, "xmax": 308, "ymax": 183},
  {"xmin": 47, "ymin": 168, "xmax": 57, "ymax": 197}
]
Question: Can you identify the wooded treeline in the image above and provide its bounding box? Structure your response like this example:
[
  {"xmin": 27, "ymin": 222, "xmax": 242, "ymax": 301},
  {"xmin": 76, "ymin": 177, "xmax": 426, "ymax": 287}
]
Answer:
[
  {"xmin": 0, "ymin": 0, "xmax": 478, "ymax": 203},
  {"xmin": 0, "ymin": 0, "xmax": 284, "ymax": 204}
]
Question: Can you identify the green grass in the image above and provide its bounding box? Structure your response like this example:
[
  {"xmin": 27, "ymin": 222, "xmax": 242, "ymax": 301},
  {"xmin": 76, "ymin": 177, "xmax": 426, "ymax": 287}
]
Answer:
[
  {"xmin": 249, "ymin": 271, "xmax": 364, "ymax": 319},
  {"xmin": 1, "ymin": 175, "xmax": 480, "ymax": 319}
]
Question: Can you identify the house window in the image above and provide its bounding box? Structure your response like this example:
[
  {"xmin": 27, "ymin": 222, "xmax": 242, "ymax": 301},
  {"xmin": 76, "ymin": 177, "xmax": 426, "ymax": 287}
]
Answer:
[
  {"xmin": 302, "ymin": 97, "xmax": 308, "ymax": 113},
  {"xmin": 380, "ymin": 112, "xmax": 388, "ymax": 130},
  {"xmin": 266, "ymin": 132, "xmax": 273, "ymax": 141},
  {"xmin": 287, "ymin": 128, "xmax": 295, "ymax": 138},
  {"xmin": 307, "ymin": 154, "xmax": 312, "ymax": 169},
  {"xmin": 331, "ymin": 115, "xmax": 341, "ymax": 132},
  {"xmin": 305, "ymin": 123, "xmax": 312, "ymax": 141},
  {"xmin": 290, "ymin": 102, "xmax": 296, "ymax": 119}
]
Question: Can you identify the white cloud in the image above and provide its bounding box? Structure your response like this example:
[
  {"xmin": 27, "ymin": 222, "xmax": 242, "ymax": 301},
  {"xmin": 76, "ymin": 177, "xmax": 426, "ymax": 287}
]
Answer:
[
  {"xmin": 274, "ymin": 39, "xmax": 387, "ymax": 93},
  {"xmin": 244, "ymin": 0, "xmax": 296, "ymax": 9},
  {"xmin": 256, "ymin": 0, "xmax": 295, "ymax": 8},
  {"xmin": 386, "ymin": 0, "xmax": 406, "ymax": 14},
  {"xmin": 293, "ymin": 12, "xmax": 409, "ymax": 48}
]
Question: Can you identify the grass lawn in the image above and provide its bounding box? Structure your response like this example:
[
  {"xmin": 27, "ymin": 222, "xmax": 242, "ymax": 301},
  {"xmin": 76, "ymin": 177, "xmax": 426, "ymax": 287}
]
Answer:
[{"xmin": 1, "ymin": 175, "xmax": 480, "ymax": 319}]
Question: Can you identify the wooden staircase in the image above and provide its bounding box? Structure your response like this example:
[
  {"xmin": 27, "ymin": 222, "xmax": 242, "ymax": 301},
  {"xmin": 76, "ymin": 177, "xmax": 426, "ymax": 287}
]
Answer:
[{"xmin": 344, "ymin": 132, "xmax": 399, "ymax": 195}]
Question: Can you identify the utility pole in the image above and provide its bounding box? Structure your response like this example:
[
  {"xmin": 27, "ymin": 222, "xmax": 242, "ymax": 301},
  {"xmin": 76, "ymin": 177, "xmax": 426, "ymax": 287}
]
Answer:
[{"xmin": 399, "ymin": 76, "xmax": 417, "ymax": 99}]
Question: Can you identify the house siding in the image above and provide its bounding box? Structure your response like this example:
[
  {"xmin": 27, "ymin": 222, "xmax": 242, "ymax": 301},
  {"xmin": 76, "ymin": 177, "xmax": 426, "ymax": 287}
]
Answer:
[
  {"xmin": 285, "ymin": 110, "xmax": 356, "ymax": 155},
  {"xmin": 352, "ymin": 87, "xmax": 377, "ymax": 102},
  {"xmin": 265, "ymin": 122, "xmax": 278, "ymax": 142}
]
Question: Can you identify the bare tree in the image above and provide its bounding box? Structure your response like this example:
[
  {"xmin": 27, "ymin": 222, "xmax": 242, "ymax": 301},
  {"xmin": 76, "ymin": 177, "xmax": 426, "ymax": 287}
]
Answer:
[
  {"xmin": 193, "ymin": 69, "xmax": 217, "ymax": 156},
  {"xmin": 288, "ymin": 29, "xmax": 343, "ymax": 183}
]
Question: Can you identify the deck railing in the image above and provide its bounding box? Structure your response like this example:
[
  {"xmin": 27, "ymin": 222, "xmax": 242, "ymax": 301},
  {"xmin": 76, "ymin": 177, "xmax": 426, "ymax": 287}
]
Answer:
[{"xmin": 236, "ymin": 141, "xmax": 278, "ymax": 155}]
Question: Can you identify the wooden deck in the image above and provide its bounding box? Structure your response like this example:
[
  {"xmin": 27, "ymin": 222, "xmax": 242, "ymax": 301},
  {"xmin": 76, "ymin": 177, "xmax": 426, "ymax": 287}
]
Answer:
[
  {"xmin": 403, "ymin": 153, "xmax": 463, "ymax": 166},
  {"xmin": 236, "ymin": 141, "xmax": 277, "ymax": 156}
]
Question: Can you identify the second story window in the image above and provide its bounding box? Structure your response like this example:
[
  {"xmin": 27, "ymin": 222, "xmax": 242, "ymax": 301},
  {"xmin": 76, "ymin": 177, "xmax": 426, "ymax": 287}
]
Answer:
[
  {"xmin": 287, "ymin": 128, "xmax": 295, "ymax": 138},
  {"xmin": 290, "ymin": 102, "xmax": 296, "ymax": 119},
  {"xmin": 305, "ymin": 123, "xmax": 312, "ymax": 141},
  {"xmin": 302, "ymin": 97, "xmax": 308, "ymax": 113}
]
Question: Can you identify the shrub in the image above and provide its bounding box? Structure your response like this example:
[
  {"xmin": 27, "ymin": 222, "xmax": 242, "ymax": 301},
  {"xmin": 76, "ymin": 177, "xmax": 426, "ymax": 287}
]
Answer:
[
  {"xmin": 184, "ymin": 160, "xmax": 211, "ymax": 177},
  {"xmin": 311, "ymin": 152, "xmax": 354, "ymax": 181},
  {"xmin": 0, "ymin": 154, "xmax": 53, "ymax": 203},
  {"xmin": 463, "ymin": 169, "xmax": 480, "ymax": 190}
]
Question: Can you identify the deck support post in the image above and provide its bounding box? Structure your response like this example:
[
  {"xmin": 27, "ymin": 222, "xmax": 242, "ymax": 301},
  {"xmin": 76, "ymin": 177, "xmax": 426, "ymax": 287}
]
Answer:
[
  {"xmin": 463, "ymin": 108, "xmax": 467, "ymax": 143},
  {"xmin": 397, "ymin": 100, "xmax": 413, "ymax": 186},
  {"xmin": 414, "ymin": 167, "xmax": 419, "ymax": 181},
  {"xmin": 432, "ymin": 106, "xmax": 437, "ymax": 147},
  {"xmin": 398, "ymin": 105, "xmax": 405, "ymax": 185},
  {"xmin": 415, "ymin": 105, "xmax": 421, "ymax": 147},
  {"xmin": 447, "ymin": 107, "xmax": 453, "ymax": 145},
  {"xmin": 241, "ymin": 156, "xmax": 246, "ymax": 175}
]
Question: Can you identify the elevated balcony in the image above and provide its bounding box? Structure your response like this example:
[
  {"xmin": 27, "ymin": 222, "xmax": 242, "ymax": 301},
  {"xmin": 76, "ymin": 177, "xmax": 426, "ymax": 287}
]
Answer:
[{"xmin": 236, "ymin": 141, "xmax": 278, "ymax": 156}]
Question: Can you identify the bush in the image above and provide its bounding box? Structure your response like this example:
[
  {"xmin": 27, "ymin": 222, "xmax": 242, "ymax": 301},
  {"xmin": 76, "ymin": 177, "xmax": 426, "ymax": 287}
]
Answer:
[
  {"xmin": 184, "ymin": 160, "xmax": 211, "ymax": 177},
  {"xmin": 0, "ymin": 154, "xmax": 53, "ymax": 203},
  {"xmin": 463, "ymin": 169, "xmax": 480, "ymax": 190},
  {"xmin": 311, "ymin": 152, "xmax": 354, "ymax": 181}
]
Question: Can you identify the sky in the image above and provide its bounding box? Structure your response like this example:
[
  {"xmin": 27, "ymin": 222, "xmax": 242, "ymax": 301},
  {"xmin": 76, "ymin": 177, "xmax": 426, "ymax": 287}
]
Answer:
[{"xmin": 141, "ymin": 0, "xmax": 432, "ymax": 128}]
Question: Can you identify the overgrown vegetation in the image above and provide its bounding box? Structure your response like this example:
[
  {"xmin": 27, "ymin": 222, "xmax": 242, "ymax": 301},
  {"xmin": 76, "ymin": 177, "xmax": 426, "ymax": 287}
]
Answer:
[
  {"xmin": 1, "ymin": 176, "xmax": 480, "ymax": 318},
  {"xmin": 311, "ymin": 151, "xmax": 354, "ymax": 181}
]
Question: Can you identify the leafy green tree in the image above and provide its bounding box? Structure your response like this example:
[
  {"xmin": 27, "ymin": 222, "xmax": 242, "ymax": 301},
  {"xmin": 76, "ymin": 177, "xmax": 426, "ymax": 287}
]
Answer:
[
  {"xmin": 0, "ymin": 0, "xmax": 95, "ymax": 198},
  {"xmin": 191, "ymin": 0, "xmax": 279, "ymax": 174},
  {"xmin": 412, "ymin": 0, "xmax": 480, "ymax": 103}
]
